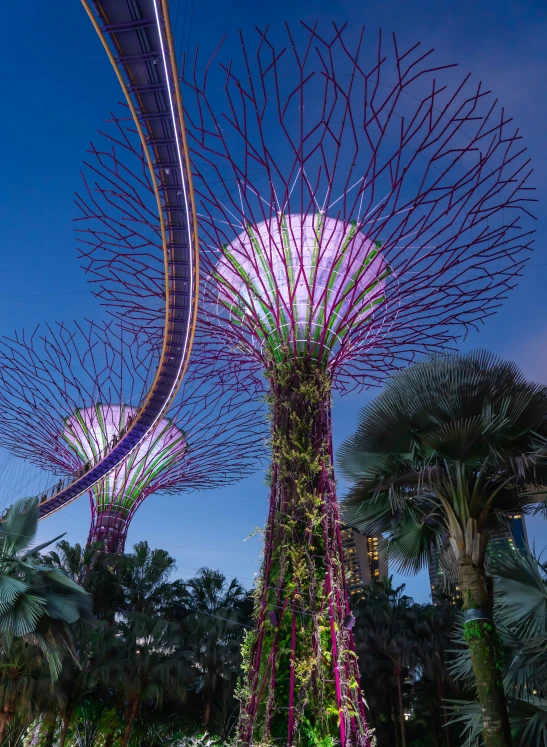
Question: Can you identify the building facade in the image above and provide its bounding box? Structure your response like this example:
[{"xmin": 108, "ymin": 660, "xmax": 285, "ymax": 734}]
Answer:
[{"xmin": 341, "ymin": 526, "xmax": 388, "ymax": 597}]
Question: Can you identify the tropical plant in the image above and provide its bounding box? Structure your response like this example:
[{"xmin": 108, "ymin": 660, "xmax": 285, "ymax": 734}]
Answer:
[
  {"xmin": 0, "ymin": 636, "xmax": 47, "ymax": 743},
  {"xmin": 44, "ymin": 540, "xmax": 123, "ymax": 629},
  {"xmin": 116, "ymin": 541, "xmax": 188, "ymax": 619},
  {"xmin": 91, "ymin": 613, "xmax": 190, "ymax": 747},
  {"xmin": 0, "ymin": 531, "xmax": 254, "ymax": 744},
  {"xmin": 184, "ymin": 568, "xmax": 249, "ymax": 728},
  {"xmin": 412, "ymin": 603, "xmax": 461, "ymax": 747},
  {"xmin": 0, "ymin": 498, "xmax": 92, "ymax": 677},
  {"xmin": 69, "ymin": 702, "xmax": 118, "ymax": 747},
  {"xmin": 448, "ymin": 548, "xmax": 547, "ymax": 747},
  {"xmin": 41, "ymin": 625, "xmax": 103, "ymax": 747},
  {"xmin": 175, "ymin": 734, "xmax": 220, "ymax": 747},
  {"xmin": 353, "ymin": 578, "xmax": 418, "ymax": 747},
  {"xmin": 351, "ymin": 579, "xmax": 462, "ymax": 747},
  {"xmin": 0, "ymin": 715, "xmax": 30, "ymax": 747},
  {"xmin": 45, "ymin": 541, "xmax": 98, "ymax": 583},
  {"xmin": 340, "ymin": 351, "xmax": 547, "ymax": 747},
  {"xmin": 23, "ymin": 716, "xmax": 57, "ymax": 747}
]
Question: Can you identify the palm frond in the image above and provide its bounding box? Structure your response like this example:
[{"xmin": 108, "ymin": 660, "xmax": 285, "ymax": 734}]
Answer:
[
  {"xmin": 445, "ymin": 699, "xmax": 482, "ymax": 747},
  {"xmin": 490, "ymin": 549, "xmax": 547, "ymax": 638},
  {"xmin": 0, "ymin": 594, "xmax": 46, "ymax": 637},
  {"xmin": 447, "ymin": 697, "xmax": 547, "ymax": 747},
  {"xmin": 382, "ymin": 512, "xmax": 439, "ymax": 575},
  {"xmin": 341, "ymin": 492, "xmax": 397, "ymax": 536},
  {"xmin": 0, "ymin": 577, "xmax": 28, "ymax": 610},
  {"xmin": 42, "ymin": 592, "xmax": 81, "ymax": 624},
  {"xmin": 20, "ymin": 533, "xmax": 66, "ymax": 560},
  {"xmin": 0, "ymin": 498, "xmax": 39, "ymax": 556},
  {"xmin": 503, "ymin": 634, "xmax": 547, "ymax": 699}
]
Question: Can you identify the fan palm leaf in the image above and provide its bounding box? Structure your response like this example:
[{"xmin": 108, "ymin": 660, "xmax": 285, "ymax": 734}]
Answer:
[
  {"xmin": 0, "ymin": 498, "xmax": 91, "ymax": 678},
  {"xmin": 447, "ymin": 697, "xmax": 547, "ymax": 747},
  {"xmin": 490, "ymin": 550, "xmax": 547, "ymax": 638}
]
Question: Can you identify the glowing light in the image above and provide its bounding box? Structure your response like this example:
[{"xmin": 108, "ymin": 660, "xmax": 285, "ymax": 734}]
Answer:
[
  {"xmin": 214, "ymin": 213, "xmax": 388, "ymax": 360},
  {"xmin": 63, "ymin": 404, "xmax": 186, "ymax": 547}
]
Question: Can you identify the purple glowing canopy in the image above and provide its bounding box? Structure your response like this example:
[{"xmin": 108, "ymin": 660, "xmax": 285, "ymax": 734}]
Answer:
[
  {"xmin": 0, "ymin": 321, "xmax": 266, "ymax": 549},
  {"xmin": 63, "ymin": 403, "xmax": 186, "ymax": 527},
  {"xmin": 214, "ymin": 213, "xmax": 389, "ymax": 362}
]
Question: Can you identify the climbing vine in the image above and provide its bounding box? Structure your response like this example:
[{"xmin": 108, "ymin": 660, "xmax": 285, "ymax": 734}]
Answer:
[{"xmin": 238, "ymin": 353, "xmax": 369, "ymax": 746}]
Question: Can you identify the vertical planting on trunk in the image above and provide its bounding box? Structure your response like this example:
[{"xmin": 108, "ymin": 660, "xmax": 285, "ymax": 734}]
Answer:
[{"xmin": 238, "ymin": 357, "xmax": 368, "ymax": 746}]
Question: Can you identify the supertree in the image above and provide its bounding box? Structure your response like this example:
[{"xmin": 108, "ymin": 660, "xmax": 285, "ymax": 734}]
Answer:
[
  {"xmin": 0, "ymin": 321, "xmax": 265, "ymax": 553},
  {"xmin": 75, "ymin": 24, "xmax": 535, "ymax": 746}
]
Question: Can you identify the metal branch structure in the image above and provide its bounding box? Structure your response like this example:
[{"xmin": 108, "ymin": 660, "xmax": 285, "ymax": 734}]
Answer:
[
  {"xmin": 73, "ymin": 23, "xmax": 535, "ymax": 747},
  {"xmin": 0, "ymin": 322, "xmax": 265, "ymax": 552}
]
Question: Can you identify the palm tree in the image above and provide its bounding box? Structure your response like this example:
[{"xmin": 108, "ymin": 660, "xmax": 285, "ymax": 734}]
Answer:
[
  {"xmin": 44, "ymin": 540, "xmax": 126, "ymax": 629},
  {"xmin": 0, "ymin": 635, "xmax": 46, "ymax": 742},
  {"xmin": 45, "ymin": 627, "xmax": 102, "ymax": 747},
  {"xmin": 91, "ymin": 614, "xmax": 189, "ymax": 747},
  {"xmin": 69, "ymin": 701, "xmax": 118, "ymax": 747},
  {"xmin": 492, "ymin": 549, "xmax": 547, "ymax": 709},
  {"xmin": 46, "ymin": 540, "xmax": 98, "ymax": 583},
  {"xmin": 0, "ymin": 498, "xmax": 92, "ymax": 678},
  {"xmin": 413, "ymin": 604, "xmax": 460, "ymax": 747},
  {"xmin": 339, "ymin": 351, "xmax": 547, "ymax": 747},
  {"xmin": 184, "ymin": 568, "xmax": 249, "ymax": 727},
  {"xmin": 0, "ymin": 715, "xmax": 30, "ymax": 747},
  {"xmin": 116, "ymin": 541, "xmax": 188, "ymax": 618},
  {"xmin": 353, "ymin": 578, "xmax": 418, "ymax": 747}
]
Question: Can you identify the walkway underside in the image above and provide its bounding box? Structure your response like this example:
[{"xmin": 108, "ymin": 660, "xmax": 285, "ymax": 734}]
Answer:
[{"xmin": 38, "ymin": 0, "xmax": 198, "ymax": 519}]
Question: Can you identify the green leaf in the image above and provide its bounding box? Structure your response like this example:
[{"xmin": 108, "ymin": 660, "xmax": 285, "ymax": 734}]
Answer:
[
  {"xmin": 20, "ymin": 532, "xmax": 67, "ymax": 560},
  {"xmin": 0, "ymin": 575, "xmax": 28, "ymax": 608},
  {"xmin": 0, "ymin": 593, "xmax": 46, "ymax": 637},
  {"xmin": 0, "ymin": 497, "xmax": 39, "ymax": 555},
  {"xmin": 491, "ymin": 548, "xmax": 547, "ymax": 638}
]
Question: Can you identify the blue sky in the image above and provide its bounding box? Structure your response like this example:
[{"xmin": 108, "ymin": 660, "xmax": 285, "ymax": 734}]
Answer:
[{"xmin": 0, "ymin": 0, "xmax": 546, "ymax": 602}]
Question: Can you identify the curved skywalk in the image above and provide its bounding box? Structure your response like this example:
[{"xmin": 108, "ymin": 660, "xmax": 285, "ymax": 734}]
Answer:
[{"xmin": 38, "ymin": 0, "xmax": 198, "ymax": 519}]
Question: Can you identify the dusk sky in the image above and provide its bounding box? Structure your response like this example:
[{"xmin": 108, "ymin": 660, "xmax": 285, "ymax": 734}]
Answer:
[{"xmin": 0, "ymin": 0, "xmax": 545, "ymax": 602}]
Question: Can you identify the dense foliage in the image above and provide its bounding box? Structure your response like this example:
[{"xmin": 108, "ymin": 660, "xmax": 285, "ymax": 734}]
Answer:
[
  {"xmin": 1, "ymin": 351, "xmax": 546, "ymax": 746},
  {"xmin": 448, "ymin": 550, "xmax": 547, "ymax": 747},
  {"xmin": 0, "ymin": 498, "xmax": 91, "ymax": 679},
  {"xmin": 0, "ymin": 529, "xmax": 252, "ymax": 747},
  {"xmin": 351, "ymin": 577, "xmax": 465, "ymax": 747},
  {"xmin": 0, "ymin": 509, "xmax": 545, "ymax": 746},
  {"xmin": 0, "ymin": 528, "xmax": 477, "ymax": 747}
]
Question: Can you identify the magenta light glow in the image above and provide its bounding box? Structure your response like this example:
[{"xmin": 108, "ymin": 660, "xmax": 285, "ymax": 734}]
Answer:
[
  {"xmin": 63, "ymin": 403, "xmax": 186, "ymax": 550},
  {"xmin": 214, "ymin": 213, "xmax": 389, "ymax": 361}
]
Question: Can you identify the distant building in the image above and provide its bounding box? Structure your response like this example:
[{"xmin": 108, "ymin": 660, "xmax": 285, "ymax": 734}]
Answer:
[
  {"xmin": 429, "ymin": 513, "xmax": 529, "ymax": 604},
  {"xmin": 490, "ymin": 512, "xmax": 529, "ymax": 556},
  {"xmin": 341, "ymin": 527, "xmax": 388, "ymax": 597}
]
